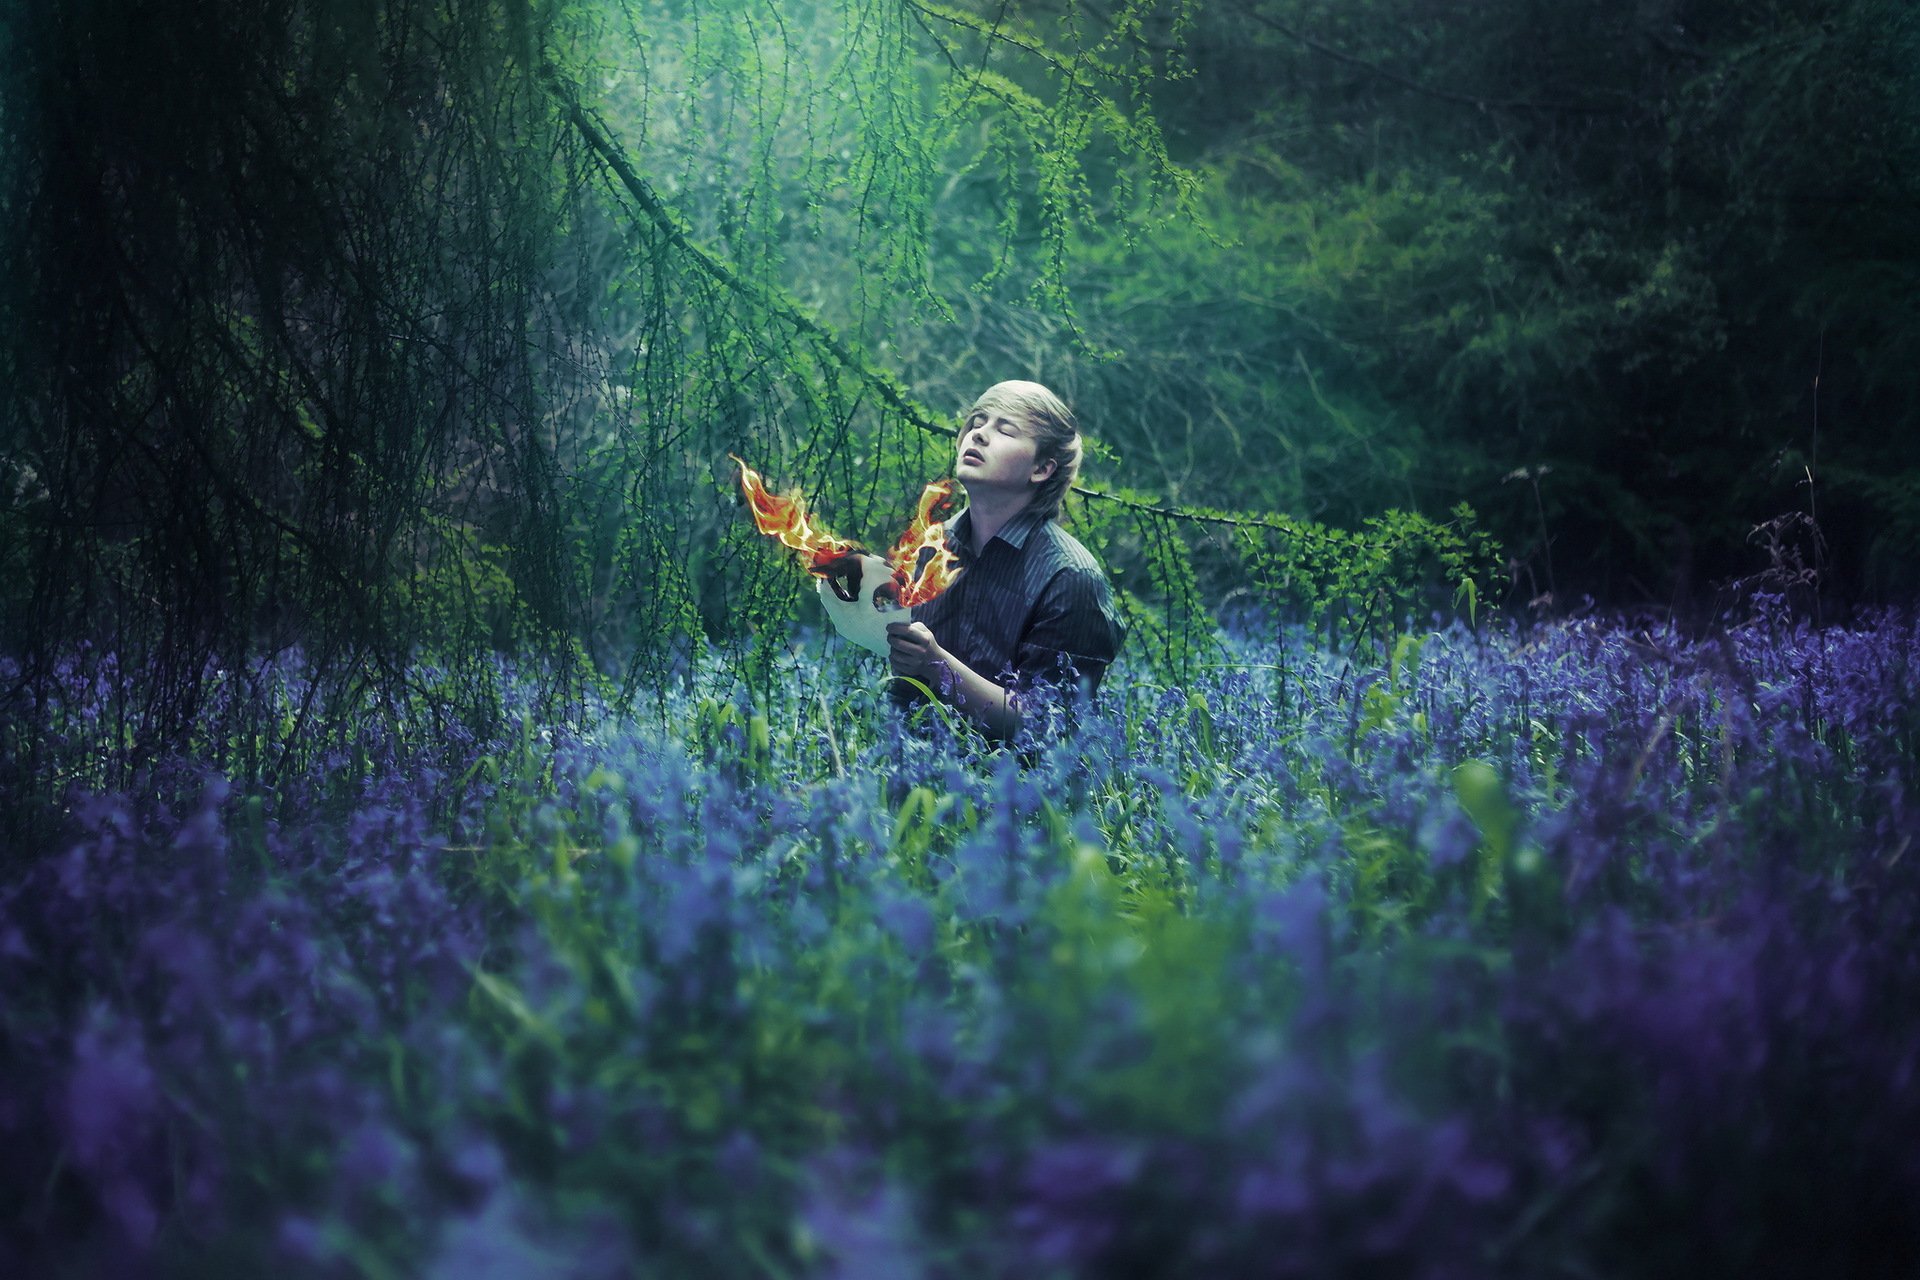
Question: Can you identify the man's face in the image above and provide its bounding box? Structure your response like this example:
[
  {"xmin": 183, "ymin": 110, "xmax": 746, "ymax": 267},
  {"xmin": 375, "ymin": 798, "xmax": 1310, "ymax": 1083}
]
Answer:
[{"xmin": 955, "ymin": 408, "xmax": 1055, "ymax": 498}]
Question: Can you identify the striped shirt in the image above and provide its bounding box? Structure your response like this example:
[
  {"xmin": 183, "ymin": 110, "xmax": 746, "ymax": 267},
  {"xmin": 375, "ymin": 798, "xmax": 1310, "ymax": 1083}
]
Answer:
[{"xmin": 905, "ymin": 503, "xmax": 1125, "ymax": 715}]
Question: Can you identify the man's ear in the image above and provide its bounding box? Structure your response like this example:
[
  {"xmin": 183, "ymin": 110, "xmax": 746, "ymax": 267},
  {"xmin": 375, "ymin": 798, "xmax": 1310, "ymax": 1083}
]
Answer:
[{"xmin": 1031, "ymin": 456, "xmax": 1058, "ymax": 484}]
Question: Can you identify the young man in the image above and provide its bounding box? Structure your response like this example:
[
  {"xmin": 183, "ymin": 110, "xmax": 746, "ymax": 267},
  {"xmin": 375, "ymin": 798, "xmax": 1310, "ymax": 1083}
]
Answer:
[{"xmin": 886, "ymin": 380, "xmax": 1125, "ymax": 740}]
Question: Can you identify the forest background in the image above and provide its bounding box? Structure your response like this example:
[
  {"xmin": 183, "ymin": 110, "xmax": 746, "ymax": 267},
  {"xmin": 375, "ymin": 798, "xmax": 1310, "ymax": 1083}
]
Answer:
[{"xmin": 4, "ymin": 0, "xmax": 1918, "ymax": 786}]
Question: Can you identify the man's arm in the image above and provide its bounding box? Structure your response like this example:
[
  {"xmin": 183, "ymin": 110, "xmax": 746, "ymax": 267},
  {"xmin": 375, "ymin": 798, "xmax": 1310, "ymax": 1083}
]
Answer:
[
  {"xmin": 886, "ymin": 620, "xmax": 1023, "ymax": 739},
  {"xmin": 887, "ymin": 563, "xmax": 1122, "ymax": 738},
  {"xmin": 1009, "ymin": 564, "xmax": 1123, "ymax": 697}
]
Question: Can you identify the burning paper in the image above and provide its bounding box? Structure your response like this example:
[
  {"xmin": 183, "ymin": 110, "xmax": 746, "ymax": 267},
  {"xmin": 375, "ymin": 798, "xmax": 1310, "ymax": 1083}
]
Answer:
[{"xmin": 731, "ymin": 456, "xmax": 962, "ymax": 655}]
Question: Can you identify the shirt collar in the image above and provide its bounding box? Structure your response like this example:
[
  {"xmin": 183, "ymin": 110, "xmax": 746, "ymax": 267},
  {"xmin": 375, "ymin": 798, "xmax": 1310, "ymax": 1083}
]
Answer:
[
  {"xmin": 996, "ymin": 503, "xmax": 1050, "ymax": 549},
  {"xmin": 950, "ymin": 502, "xmax": 1049, "ymax": 557}
]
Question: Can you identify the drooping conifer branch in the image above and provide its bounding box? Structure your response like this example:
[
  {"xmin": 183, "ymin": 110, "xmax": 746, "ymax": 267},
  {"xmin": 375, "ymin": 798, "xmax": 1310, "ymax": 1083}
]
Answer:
[{"xmin": 544, "ymin": 65, "xmax": 955, "ymax": 446}]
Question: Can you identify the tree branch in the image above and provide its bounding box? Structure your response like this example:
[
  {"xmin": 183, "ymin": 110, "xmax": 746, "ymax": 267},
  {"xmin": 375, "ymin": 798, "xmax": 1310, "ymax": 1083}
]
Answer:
[{"xmin": 542, "ymin": 65, "xmax": 956, "ymax": 444}]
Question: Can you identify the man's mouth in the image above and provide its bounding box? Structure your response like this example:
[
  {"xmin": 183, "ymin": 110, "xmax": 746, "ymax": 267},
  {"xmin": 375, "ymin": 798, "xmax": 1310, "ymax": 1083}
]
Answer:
[{"xmin": 960, "ymin": 449, "xmax": 984, "ymax": 466}]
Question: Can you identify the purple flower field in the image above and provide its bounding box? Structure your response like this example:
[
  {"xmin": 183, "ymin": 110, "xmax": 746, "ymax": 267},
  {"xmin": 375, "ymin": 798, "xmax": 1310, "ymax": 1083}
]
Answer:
[{"xmin": 4, "ymin": 609, "xmax": 1919, "ymax": 1277}]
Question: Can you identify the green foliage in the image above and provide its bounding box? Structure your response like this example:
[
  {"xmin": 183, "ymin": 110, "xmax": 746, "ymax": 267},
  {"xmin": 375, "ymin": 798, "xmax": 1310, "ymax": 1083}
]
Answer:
[
  {"xmin": 1230, "ymin": 500, "xmax": 1504, "ymax": 652},
  {"xmin": 1826, "ymin": 464, "xmax": 1920, "ymax": 600},
  {"xmin": 929, "ymin": 0, "xmax": 1920, "ymax": 606},
  {"xmin": 12, "ymin": 0, "xmax": 1916, "ymax": 822},
  {"xmin": 1062, "ymin": 125, "xmax": 1735, "ymax": 594}
]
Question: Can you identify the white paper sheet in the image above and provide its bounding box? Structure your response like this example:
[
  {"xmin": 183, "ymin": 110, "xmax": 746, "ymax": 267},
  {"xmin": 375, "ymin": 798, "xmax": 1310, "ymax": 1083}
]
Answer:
[{"xmin": 816, "ymin": 553, "xmax": 909, "ymax": 655}]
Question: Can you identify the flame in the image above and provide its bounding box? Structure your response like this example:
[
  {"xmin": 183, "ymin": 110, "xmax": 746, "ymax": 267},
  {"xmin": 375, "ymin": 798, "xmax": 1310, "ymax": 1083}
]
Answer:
[
  {"xmin": 732, "ymin": 456, "xmax": 963, "ymax": 607},
  {"xmin": 731, "ymin": 455, "xmax": 860, "ymax": 572},
  {"xmin": 888, "ymin": 479, "xmax": 962, "ymax": 606}
]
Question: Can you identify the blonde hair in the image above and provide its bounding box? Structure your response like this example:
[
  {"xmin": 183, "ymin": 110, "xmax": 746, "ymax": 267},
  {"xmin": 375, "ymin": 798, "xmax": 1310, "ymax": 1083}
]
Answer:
[{"xmin": 961, "ymin": 380, "xmax": 1082, "ymax": 519}]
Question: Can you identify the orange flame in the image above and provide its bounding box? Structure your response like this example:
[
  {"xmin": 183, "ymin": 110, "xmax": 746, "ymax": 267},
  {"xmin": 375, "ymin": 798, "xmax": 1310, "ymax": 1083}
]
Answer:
[
  {"xmin": 887, "ymin": 479, "xmax": 962, "ymax": 606},
  {"xmin": 731, "ymin": 455, "xmax": 860, "ymax": 573},
  {"xmin": 732, "ymin": 456, "xmax": 963, "ymax": 606}
]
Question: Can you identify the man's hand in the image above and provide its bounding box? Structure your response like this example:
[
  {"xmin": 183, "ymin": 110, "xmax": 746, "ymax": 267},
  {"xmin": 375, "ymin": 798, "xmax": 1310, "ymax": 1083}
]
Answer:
[
  {"xmin": 885, "ymin": 620, "xmax": 1022, "ymax": 738},
  {"xmin": 886, "ymin": 620, "xmax": 945, "ymax": 683}
]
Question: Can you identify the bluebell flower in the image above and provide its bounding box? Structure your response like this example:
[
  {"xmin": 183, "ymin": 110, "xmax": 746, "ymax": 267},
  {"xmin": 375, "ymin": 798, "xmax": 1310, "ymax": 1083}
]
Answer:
[
  {"xmin": 875, "ymin": 892, "xmax": 936, "ymax": 958},
  {"xmin": 799, "ymin": 1153, "xmax": 928, "ymax": 1280},
  {"xmin": 1419, "ymin": 801, "xmax": 1480, "ymax": 870}
]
